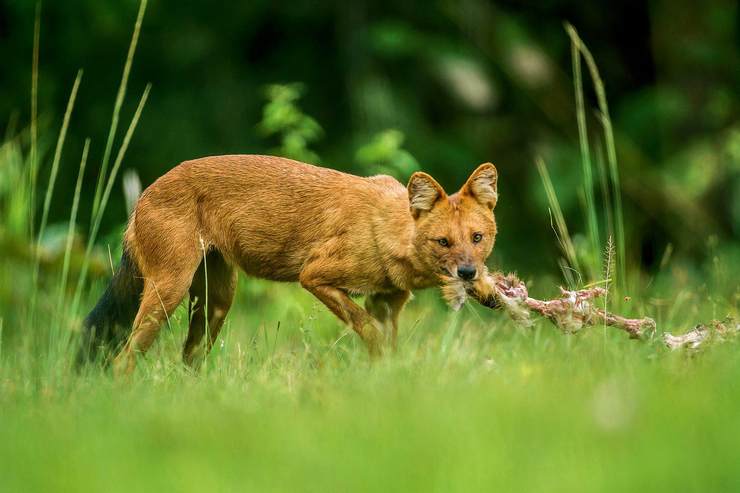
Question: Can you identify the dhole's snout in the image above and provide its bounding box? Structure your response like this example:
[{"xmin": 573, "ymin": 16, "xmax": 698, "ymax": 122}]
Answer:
[{"xmin": 457, "ymin": 264, "xmax": 477, "ymax": 281}]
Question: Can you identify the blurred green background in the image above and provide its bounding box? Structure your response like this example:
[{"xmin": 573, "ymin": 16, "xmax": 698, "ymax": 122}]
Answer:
[{"xmin": 1, "ymin": 0, "xmax": 737, "ymax": 279}]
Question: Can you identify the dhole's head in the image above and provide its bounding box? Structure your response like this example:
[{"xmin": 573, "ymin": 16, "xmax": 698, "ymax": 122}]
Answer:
[{"xmin": 407, "ymin": 163, "xmax": 498, "ymax": 282}]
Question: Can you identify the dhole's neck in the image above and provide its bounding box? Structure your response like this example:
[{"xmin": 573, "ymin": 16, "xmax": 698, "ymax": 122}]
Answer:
[{"xmin": 376, "ymin": 204, "xmax": 440, "ymax": 291}]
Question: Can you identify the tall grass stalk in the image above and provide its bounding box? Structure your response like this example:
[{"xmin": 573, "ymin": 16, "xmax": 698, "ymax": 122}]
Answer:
[
  {"xmin": 28, "ymin": 2, "xmax": 41, "ymax": 242},
  {"xmin": 602, "ymin": 235, "xmax": 615, "ymax": 347},
  {"xmin": 565, "ymin": 23, "xmax": 627, "ymax": 291},
  {"xmin": 200, "ymin": 236, "xmax": 210, "ymax": 368},
  {"xmin": 56, "ymin": 138, "xmax": 90, "ymax": 317},
  {"xmin": 72, "ymin": 84, "xmax": 151, "ymax": 315},
  {"xmin": 536, "ymin": 157, "xmax": 580, "ymax": 284},
  {"xmin": 29, "ymin": 70, "xmax": 83, "ymax": 322},
  {"xmin": 598, "ymin": 112, "xmax": 626, "ymax": 290},
  {"xmin": 90, "ymin": 0, "xmax": 148, "ymax": 222},
  {"xmin": 35, "ymin": 70, "xmax": 83, "ymax": 266},
  {"xmin": 594, "ymin": 142, "xmax": 614, "ymax": 242},
  {"xmin": 570, "ymin": 32, "xmax": 600, "ymax": 275}
]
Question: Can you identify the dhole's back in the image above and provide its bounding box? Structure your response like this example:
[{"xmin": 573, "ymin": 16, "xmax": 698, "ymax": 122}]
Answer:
[{"xmin": 128, "ymin": 155, "xmax": 411, "ymax": 283}]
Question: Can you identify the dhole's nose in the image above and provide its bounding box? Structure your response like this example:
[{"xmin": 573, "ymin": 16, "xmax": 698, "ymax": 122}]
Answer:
[{"xmin": 457, "ymin": 265, "xmax": 477, "ymax": 281}]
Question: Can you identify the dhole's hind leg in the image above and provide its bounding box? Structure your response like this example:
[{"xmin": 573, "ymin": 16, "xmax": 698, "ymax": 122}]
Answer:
[
  {"xmin": 183, "ymin": 250, "xmax": 237, "ymax": 367},
  {"xmin": 113, "ymin": 255, "xmax": 201, "ymax": 376}
]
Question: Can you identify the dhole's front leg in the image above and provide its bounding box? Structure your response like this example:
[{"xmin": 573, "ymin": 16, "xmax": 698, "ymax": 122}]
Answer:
[
  {"xmin": 300, "ymin": 281, "xmax": 385, "ymax": 357},
  {"xmin": 365, "ymin": 290, "xmax": 411, "ymax": 350}
]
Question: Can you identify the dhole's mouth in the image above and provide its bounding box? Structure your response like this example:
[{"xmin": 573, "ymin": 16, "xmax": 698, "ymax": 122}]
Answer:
[
  {"xmin": 438, "ymin": 267, "xmax": 481, "ymax": 283},
  {"xmin": 439, "ymin": 267, "xmax": 479, "ymax": 282}
]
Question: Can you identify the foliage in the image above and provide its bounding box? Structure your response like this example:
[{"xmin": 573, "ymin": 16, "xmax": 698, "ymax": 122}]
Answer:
[
  {"xmin": 0, "ymin": 139, "xmax": 32, "ymax": 238},
  {"xmin": 355, "ymin": 129, "xmax": 420, "ymax": 179},
  {"xmin": 258, "ymin": 83, "xmax": 323, "ymax": 164},
  {"xmin": 0, "ymin": 1, "xmax": 736, "ymax": 274}
]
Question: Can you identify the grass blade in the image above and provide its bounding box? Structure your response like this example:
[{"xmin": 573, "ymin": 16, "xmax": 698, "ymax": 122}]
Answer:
[
  {"xmin": 35, "ymin": 70, "xmax": 83, "ymax": 260},
  {"xmin": 536, "ymin": 157, "xmax": 581, "ymax": 283},
  {"xmin": 28, "ymin": 1, "xmax": 41, "ymax": 242},
  {"xmin": 569, "ymin": 28, "xmax": 600, "ymax": 276},
  {"xmin": 565, "ymin": 22, "xmax": 627, "ymax": 291},
  {"xmin": 72, "ymin": 84, "xmax": 152, "ymax": 314},
  {"xmin": 56, "ymin": 138, "xmax": 90, "ymax": 317},
  {"xmin": 598, "ymin": 112, "xmax": 626, "ymax": 291},
  {"xmin": 29, "ymin": 69, "xmax": 83, "ymax": 324},
  {"xmin": 594, "ymin": 141, "xmax": 614, "ymax": 242},
  {"xmin": 90, "ymin": 0, "xmax": 148, "ymax": 222},
  {"xmin": 201, "ymin": 236, "xmax": 210, "ymax": 367}
]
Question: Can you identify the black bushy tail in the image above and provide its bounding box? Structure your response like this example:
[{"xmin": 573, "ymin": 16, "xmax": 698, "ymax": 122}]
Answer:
[{"xmin": 76, "ymin": 247, "xmax": 143, "ymax": 366}]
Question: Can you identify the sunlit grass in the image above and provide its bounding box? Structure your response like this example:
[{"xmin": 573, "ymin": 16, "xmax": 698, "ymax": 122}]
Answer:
[{"xmin": 1, "ymin": 271, "xmax": 738, "ymax": 492}]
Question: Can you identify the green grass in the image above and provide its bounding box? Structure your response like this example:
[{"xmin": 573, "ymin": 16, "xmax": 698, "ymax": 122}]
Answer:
[{"xmin": 0, "ymin": 270, "xmax": 739, "ymax": 492}]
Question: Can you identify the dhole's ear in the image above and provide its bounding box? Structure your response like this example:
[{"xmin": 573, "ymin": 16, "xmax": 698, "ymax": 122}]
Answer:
[
  {"xmin": 407, "ymin": 172, "xmax": 446, "ymax": 218},
  {"xmin": 462, "ymin": 163, "xmax": 498, "ymax": 209}
]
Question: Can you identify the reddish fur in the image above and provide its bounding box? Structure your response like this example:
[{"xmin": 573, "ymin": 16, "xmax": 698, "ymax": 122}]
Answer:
[{"xmin": 111, "ymin": 155, "xmax": 498, "ymax": 373}]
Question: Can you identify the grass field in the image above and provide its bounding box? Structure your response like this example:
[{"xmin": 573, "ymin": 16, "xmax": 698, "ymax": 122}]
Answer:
[{"xmin": 1, "ymin": 255, "xmax": 738, "ymax": 492}]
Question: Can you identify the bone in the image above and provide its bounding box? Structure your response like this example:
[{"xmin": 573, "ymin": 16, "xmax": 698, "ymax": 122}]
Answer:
[
  {"xmin": 442, "ymin": 269, "xmax": 656, "ymax": 339},
  {"xmin": 663, "ymin": 318, "xmax": 740, "ymax": 350},
  {"xmin": 442, "ymin": 270, "xmax": 739, "ymax": 351}
]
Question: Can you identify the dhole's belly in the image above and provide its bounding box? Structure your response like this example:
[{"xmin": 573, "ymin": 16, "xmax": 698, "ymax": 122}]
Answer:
[
  {"xmin": 224, "ymin": 231, "xmax": 397, "ymax": 292},
  {"xmin": 229, "ymin": 244, "xmax": 305, "ymax": 282}
]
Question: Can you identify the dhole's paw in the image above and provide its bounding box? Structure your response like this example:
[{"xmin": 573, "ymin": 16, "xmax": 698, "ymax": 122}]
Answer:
[{"xmin": 360, "ymin": 318, "xmax": 389, "ymax": 358}]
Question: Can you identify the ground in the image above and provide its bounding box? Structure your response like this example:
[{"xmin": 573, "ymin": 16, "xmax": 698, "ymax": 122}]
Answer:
[{"xmin": 1, "ymin": 270, "xmax": 738, "ymax": 492}]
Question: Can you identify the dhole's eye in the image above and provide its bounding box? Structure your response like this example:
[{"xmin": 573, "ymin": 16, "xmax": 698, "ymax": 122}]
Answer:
[
  {"xmin": 472, "ymin": 233, "xmax": 483, "ymax": 243},
  {"xmin": 437, "ymin": 238, "xmax": 450, "ymax": 247}
]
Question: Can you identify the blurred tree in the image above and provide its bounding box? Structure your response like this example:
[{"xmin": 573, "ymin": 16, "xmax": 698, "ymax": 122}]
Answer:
[
  {"xmin": 0, "ymin": 0, "xmax": 736, "ymax": 278},
  {"xmin": 355, "ymin": 129, "xmax": 419, "ymax": 179},
  {"xmin": 258, "ymin": 83, "xmax": 323, "ymax": 164}
]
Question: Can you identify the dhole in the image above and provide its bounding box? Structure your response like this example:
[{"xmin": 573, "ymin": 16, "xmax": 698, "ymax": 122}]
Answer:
[{"xmin": 79, "ymin": 155, "xmax": 498, "ymax": 373}]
